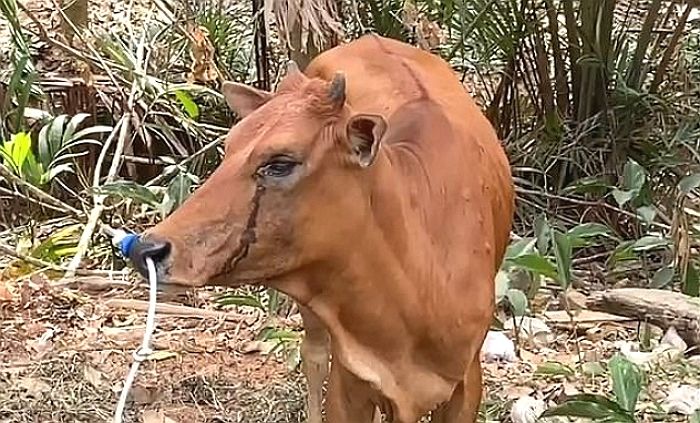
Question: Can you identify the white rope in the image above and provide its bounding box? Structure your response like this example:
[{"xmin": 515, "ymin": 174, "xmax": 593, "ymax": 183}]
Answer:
[{"xmin": 113, "ymin": 256, "xmax": 158, "ymax": 423}]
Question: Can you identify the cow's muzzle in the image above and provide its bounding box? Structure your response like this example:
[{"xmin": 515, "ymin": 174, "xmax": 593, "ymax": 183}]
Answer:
[{"xmin": 128, "ymin": 235, "xmax": 171, "ymax": 282}]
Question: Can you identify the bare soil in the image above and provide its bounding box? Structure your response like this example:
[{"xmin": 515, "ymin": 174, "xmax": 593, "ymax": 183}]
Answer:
[{"xmin": 0, "ymin": 274, "xmax": 306, "ymax": 423}]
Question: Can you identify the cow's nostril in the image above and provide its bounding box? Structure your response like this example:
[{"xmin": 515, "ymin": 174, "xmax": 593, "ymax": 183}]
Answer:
[
  {"xmin": 138, "ymin": 239, "xmax": 171, "ymax": 261},
  {"xmin": 128, "ymin": 236, "xmax": 171, "ymax": 279}
]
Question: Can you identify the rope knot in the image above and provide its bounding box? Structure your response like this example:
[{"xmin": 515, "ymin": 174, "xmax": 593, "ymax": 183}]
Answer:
[{"xmin": 133, "ymin": 346, "xmax": 153, "ymax": 362}]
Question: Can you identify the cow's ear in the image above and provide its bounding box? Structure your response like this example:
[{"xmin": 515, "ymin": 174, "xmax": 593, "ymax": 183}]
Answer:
[
  {"xmin": 345, "ymin": 114, "xmax": 387, "ymax": 167},
  {"xmin": 222, "ymin": 82, "xmax": 272, "ymax": 118}
]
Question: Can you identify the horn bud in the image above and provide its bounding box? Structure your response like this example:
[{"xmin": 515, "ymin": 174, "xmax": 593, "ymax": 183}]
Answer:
[
  {"xmin": 329, "ymin": 72, "xmax": 346, "ymax": 106},
  {"xmin": 287, "ymin": 60, "xmax": 300, "ymax": 75}
]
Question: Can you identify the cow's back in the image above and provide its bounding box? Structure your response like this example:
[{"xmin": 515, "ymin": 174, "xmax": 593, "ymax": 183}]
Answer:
[{"xmin": 306, "ymin": 34, "xmax": 478, "ymax": 119}]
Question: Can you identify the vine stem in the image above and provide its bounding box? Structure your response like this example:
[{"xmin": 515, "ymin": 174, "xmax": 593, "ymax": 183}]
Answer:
[{"xmin": 62, "ymin": 11, "xmax": 153, "ymax": 279}]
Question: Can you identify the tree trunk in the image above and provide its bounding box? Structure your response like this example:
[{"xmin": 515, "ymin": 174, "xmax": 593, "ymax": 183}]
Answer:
[
  {"xmin": 588, "ymin": 288, "xmax": 700, "ymax": 347},
  {"xmin": 287, "ymin": 0, "xmax": 342, "ymax": 70}
]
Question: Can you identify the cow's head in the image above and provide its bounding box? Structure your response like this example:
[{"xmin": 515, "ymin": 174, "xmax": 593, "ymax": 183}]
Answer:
[{"xmin": 130, "ymin": 62, "xmax": 388, "ymax": 288}]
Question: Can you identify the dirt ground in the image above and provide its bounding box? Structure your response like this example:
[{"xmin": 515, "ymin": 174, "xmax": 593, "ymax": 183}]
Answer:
[
  {"xmin": 1, "ymin": 270, "xmax": 698, "ymax": 423},
  {"xmin": 0, "ymin": 273, "xmax": 309, "ymax": 423}
]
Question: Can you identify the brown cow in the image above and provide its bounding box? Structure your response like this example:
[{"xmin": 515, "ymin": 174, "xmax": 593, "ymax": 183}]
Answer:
[{"xmin": 130, "ymin": 34, "xmax": 514, "ymax": 422}]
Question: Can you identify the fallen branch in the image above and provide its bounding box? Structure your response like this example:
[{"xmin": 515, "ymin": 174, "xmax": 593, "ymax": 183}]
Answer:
[
  {"xmin": 588, "ymin": 288, "xmax": 700, "ymax": 347},
  {"xmin": 0, "ymin": 241, "xmax": 127, "ymax": 278},
  {"xmin": 57, "ymin": 275, "xmax": 132, "ymax": 290},
  {"xmin": 105, "ymin": 299, "xmax": 245, "ymax": 322},
  {"xmin": 64, "ymin": 116, "xmax": 128, "ymax": 278},
  {"xmin": 0, "ymin": 185, "xmax": 75, "ymax": 215}
]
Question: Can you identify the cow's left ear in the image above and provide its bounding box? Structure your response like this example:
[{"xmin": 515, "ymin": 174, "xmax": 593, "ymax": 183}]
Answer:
[
  {"xmin": 345, "ymin": 114, "xmax": 387, "ymax": 167},
  {"xmin": 222, "ymin": 82, "xmax": 272, "ymax": 118}
]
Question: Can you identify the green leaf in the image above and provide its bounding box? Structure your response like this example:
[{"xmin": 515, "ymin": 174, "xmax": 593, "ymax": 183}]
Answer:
[
  {"xmin": 563, "ymin": 175, "xmax": 612, "ymax": 195},
  {"xmin": 636, "ymin": 206, "xmax": 656, "ymax": 224},
  {"xmin": 535, "ymin": 361, "xmax": 575, "ymax": 376},
  {"xmin": 542, "ymin": 394, "xmax": 635, "ymax": 422},
  {"xmin": 266, "ymin": 288, "xmax": 282, "ymax": 314},
  {"xmin": 678, "ymin": 173, "xmax": 700, "ymax": 194},
  {"xmin": 609, "ymin": 354, "xmax": 643, "ymax": 413},
  {"xmin": 610, "ymin": 241, "xmax": 635, "ymax": 266},
  {"xmin": 494, "ymin": 270, "xmax": 510, "ymax": 303},
  {"xmin": 651, "ymin": 266, "xmax": 675, "ymax": 288},
  {"xmin": 505, "ymin": 288, "xmax": 528, "ymax": 316},
  {"xmin": 22, "ymin": 151, "xmax": 44, "ymax": 187},
  {"xmin": 509, "ymin": 254, "xmax": 559, "ymax": 280},
  {"xmin": 62, "ymin": 113, "xmax": 90, "ymax": 144},
  {"xmin": 10, "ymin": 132, "xmax": 31, "ymax": 171},
  {"xmin": 49, "ymin": 139, "xmax": 101, "ymax": 169},
  {"xmin": 534, "ymin": 215, "xmax": 550, "ymax": 254},
  {"xmin": 44, "ymin": 162, "xmax": 73, "ymax": 182},
  {"xmin": 567, "ymin": 222, "xmax": 614, "ymax": 248},
  {"xmin": 683, "ymin": 262, "xmax": 700, "ymax": 297},
  {"xmin": 0, "ymin": 144, "xmax": 19, "ymax": 174},
  {"xmin": 630, "ymin": 236, "xmax": 669, "ymax": 252},
  {"xmin": 612, "ymin": 188, "xmax": 638, "ymax": 207},
  {"xmin": 48, "ymin": 114, "xmax": 68, "ymax": 153},
  {"xmin": 622, "ymin": 158, "xmax": 646, "ymax": 192},
  {"xmin": 29, "ymin": 224, "xmax": 80, "ymax": 262},
  {"xmin": 175, "ymin": 90, "xmax": 200, "ymax": 119},
  {"xmin": 504, "ymin": 237, "xmax": 536, "ymax": 260},
  {"xmin": 94, "ymin": 181, "xmax": 161, "ymax": 207},
  {"xmin": 66, "ymin": 125, "xmax": 112, "ymax": 144},
  {"xmin": 260, "ymin": 328, "xmax": 300, "ymax": 342},
  {"xmin": 552, "ymin": 230, "xmax": 572, "ymax": 289},
  {"xmin": 162, "ymin": 170, "xmax": 194, "ymax": 216},
  {"xmin": 582, "ymin": 361, "xmax": 606, "ymax": 376},
  {"xmin": 37, "ymin": 123, "xmax": 51, "ymax": 168},
  {"xmin": 567, "ymin": 222, "xmax": 612, "ymax": 239},
  {"xmin": 216, "ymin": 294, "xmax": 265, "ymax": 310}
]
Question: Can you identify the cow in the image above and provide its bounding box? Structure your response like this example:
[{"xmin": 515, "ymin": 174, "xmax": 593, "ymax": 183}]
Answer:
[{"xmin": 129, "ymin": 34, "xmax": 514, "ymax": 423}]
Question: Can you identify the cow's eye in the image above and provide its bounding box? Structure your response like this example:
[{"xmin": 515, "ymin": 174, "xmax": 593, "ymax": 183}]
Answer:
[{"xmin": 257, "ymin": 157, "xmax": 299, "ymax": 178}]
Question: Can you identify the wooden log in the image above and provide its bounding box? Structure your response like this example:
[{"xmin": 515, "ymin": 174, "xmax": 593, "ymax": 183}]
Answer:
[
  {"xmin": 105, "ymin": 299, "xmax": 245, "ymax": 322},
  {"xmin": 588, "ymin": 288, "xmax": 700, "ymax": 347}
]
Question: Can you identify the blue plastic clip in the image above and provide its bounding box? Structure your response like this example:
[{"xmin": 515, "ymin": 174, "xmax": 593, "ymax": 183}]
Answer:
[{"xmin": 120, "ymin": 233, "xmax": 139, "ymax": 258}]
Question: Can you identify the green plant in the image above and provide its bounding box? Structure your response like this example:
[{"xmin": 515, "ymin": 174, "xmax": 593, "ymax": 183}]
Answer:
[
  {"xmin": 0, "ymin": 132, "xmax": 44, "ymax": 186},
  {"xmin": 0, "ymin": 114, "xmax": 110, "ymax": 188},
  {"xmin": 0, "ymin": 0, "xmax": 44, "ymax": 138},
  {"xmin": 216, "ymin": 287, "xmax": 302, "ymax": 370},
  {"xmin": 191, "ymin": 0, "xmax": 253, "ymax": 82},
  {"xmin": 258, "ymin": 326, "xmax": 302, "ymax": 370},
  {"xmin": 29, "ymin": 224, "xmax": 81, "ymax": 263},
  {"xmin": 497, "ymin": 220, "xmax": 614, "ymax": 314},
  {"xmin": 38, "ymin": 113, "xmax": 111, "ymax": 185},
  {"xmin": 542, "ymin": 354, "xmax": 644, "ymax": 422},
  {"xmin": 95, "ymin": 164, "xmax": 198, "ymax": 218}
]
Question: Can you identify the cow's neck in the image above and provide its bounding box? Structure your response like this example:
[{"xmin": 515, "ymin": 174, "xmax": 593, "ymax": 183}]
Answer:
[{"xmin": 270, "ymin": 165, "xmax": 457, "ymax": 416}]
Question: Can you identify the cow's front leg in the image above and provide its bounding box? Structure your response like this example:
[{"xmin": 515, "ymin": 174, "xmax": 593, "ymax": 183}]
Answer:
[
  {"xmin": 326, "ymin": 362, "xmax": 376, "ymax": 423},
  {"xmin": 431, "ymin": 355, "xmax": 482, "ymax": 423},
  {"xmin": 299, "ymin": 306, "xmax": 330, "ymax": 423}
]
